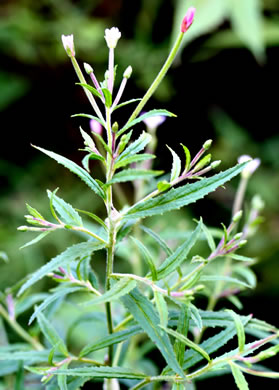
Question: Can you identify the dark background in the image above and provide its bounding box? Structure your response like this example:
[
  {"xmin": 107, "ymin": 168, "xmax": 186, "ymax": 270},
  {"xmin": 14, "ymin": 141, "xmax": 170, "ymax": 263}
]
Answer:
[{"xmin": 0, "ymin": 0, "xmax": 279, "ymax": 388}]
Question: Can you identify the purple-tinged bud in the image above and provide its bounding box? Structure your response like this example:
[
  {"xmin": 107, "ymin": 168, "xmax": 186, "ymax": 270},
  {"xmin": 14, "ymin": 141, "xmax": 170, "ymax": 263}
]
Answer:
[
  {"xmin": 90, "ymin": 119, "xmax": 102, "ymax": 135},
  {"xmin": 143, "ymin": 115, "xmax": 166, "ymax": 131},
  {"xmin": 238, "ymin": 155, "xmax": 261, "ymax": 178},
  {"xmin": 61, "ymin": 34, "xmax": 75, "ymax": 57},
  {"xmin": 181, "ymin": 7, "xmax": 196, "ymax": 33}
]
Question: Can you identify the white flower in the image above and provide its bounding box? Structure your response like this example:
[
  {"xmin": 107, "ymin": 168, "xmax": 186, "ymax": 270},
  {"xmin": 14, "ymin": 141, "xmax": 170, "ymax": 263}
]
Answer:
[
  {"xmin": 143, "ymin": 115, "xmax": 166, "ymax": 130},
  {"xmin": 238, "ymin": 155, "xmax": 261, "ymax": 178},
  {"xmin": 104, "ymin": 27, "xmax": 121, "ymax": 49},
  {"xmin": 61, "ymin": 34, "xmax": 75, "ymax": 57}
]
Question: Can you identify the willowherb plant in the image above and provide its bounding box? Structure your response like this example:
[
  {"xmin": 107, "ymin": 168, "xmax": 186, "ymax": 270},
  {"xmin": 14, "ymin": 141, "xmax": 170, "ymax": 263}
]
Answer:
[{"xmin": 1, "ymin": 7, "xmax": 279, "ymax": 390}]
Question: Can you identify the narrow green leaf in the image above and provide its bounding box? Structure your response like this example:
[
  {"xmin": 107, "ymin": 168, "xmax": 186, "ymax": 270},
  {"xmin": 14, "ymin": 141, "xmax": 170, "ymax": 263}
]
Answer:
[
  {"xmin": 114, "ymin": 154, "xmax": 155, "ymax": 169},
  {"xmin": 234, "ymin": 267, "xmax": 257, "ymax": 288},
  {"xmin": 71, "ymin": 113, "xmax": 105, "ymax": 126},
  {"xmin": 121, "ymin": 288, "xmax": 185, "ymax": 378},
  {"xmin": 0, "ymin": 349, "xmax": 54, "ymax": 363},
  {"xmin": 131, "ymin": 237, "xmax": 157, "ymax": 280},
  {"xmin": 52, "ymin": 366, "xmax": 147, "ymax": 379},
  {"xmin": 106, "ymin": 169, "xmax": 163, "ymax": 186},
  {"xmin": 167, "ymin": 145, "xmax": 181, "ymax": 182},
  {"xmin": 161, "ymin": 326, "xmax": 211, "ymax": 362},
  {"xmin": 80, "ymin": 127, "xmax": 96, "ymax": 150},
  {"xmin": 101, "ymin": 87, "xmax": 112, "ymax": 107},
  {"xmin": 181, "ymin": 143, "xmax": 191, "ymax": 173},
  {"xmin": 33, "ymin": 145, "xmax": 105, "ymax": 199},
  {"xmin": 26, "ymin": 203, "xmax": 45, "ymax": 220},
  {"xmin": 200, "ymin": 275, "xmax": 251, "ymax": 289},
  {"xmin": 79, "ymin": 326, "xmax": 141, "ymax": 357},
  {"xmin": 18, "ymin": 241, "xmax": 105, "ymax": 296},
  {"xmin": 37, "ymin": 311, "xmax": 68, "ymax": 356},
  {"xmin": 15, "ymin": 293, "xmax": 49, "ymax": 316},
  {"xmin": 200, "ymin": 220, "xmax": 216, "ymax": 252},
  {"xmin": 154, "ymin": 291, "xmax": 168, "ymax": 328},
  {"xmin": 20, "ymin": 231, "xmax": 51, "ymax": 249},
  {"xmin": 76, "ymin": 83, "xmax": 102, "ymax": 99},
  {"xmin": 47, "ymin": 190, "xmax": 83, "ymax": 227},
  {"xmin": 29, "ymin": 286, "xmax": 83, "ymax": 325},
  {"xmin": 112, "ymin": 98, "xmax": 142, "ymax": 111},
  {"xmin": 117, "ymin": 109, "xmax": 176, "ymax": 138},
  {"xmin": 228, "ymin": 254, "xmax": 255, "ymax": 262},
  {"xmin": 174, "ymin": 304, "xmax": 190, "ymax": 366},
  {"xmin": 156, "ymin": 221, "xmax": 201, "ymax": 280},
  {"xmin": 75, "ymin": 208, "xmax": 108, "ymax": 231},
  {"xmin": 140, "ymin": 225, "xmax": 172, "ymax": 256},
  {"xmin": 123, "ymin": 162, "xmax": 248, "ymax": 220},
  {"xmin": 117, "ymin": 130, "xmax": 133, "ymax": 154},
  {"xmin": 83, "ymin": 278, "xmax": 137, "ymax": 306},
  {"xmin": 226, "ymin": 310, "xmax": 245, "ymax": 352},
  {"xmin": 230, "ymin": 362, "xmax": 249, "ymax": 390},
  {"xmin": 115, "ymin": 131, "xmax": 151, "ymax": 166},
  {"xmin": 82, "ymin": 153, "xmax": 105, "ymax": 172},
  {"xmin": 15, "ymin": 362, "xmax": 24, "ymax": 390},
  {"xmin": 58, "ymin": 362, "xmax": 69, "ymax": 390},
  {"xmin": 189, "ymin": 303, "xmax": 203, "ymax": 332}
]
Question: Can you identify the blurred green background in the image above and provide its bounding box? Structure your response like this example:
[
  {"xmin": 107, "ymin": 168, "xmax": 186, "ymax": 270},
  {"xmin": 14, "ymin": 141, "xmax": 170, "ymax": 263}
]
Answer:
[{"xmin": 0, "ymin": 0, "xmax": 279, "ymax": 386}]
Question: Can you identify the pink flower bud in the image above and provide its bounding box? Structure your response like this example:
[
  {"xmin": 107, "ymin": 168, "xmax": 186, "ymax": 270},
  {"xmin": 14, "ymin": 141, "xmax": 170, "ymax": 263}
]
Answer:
[
  {"xmin": 181, "ymin": 7, "xmax": 196, "ymax": 33},
  {"xmin": 90, "ymin": 119, "xmax": 102, "ymax": 135},
  {"xmin": 61, "ymin": 34, "xmax": 75, "ymax": 57}
]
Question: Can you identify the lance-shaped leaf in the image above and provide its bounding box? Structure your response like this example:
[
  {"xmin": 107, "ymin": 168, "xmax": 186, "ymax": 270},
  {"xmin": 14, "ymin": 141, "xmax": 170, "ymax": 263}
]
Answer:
[
  {"xmin": 200, "ymin": 275, "xmax": 252, "ymax": 289},
  {"xmin": 114, "ymin": 154, "xmax": 155, "ymax": 169},
  {"xmin": 112, "ymin": 98, "xmax": 142, "ymax": 111},
  {"xmin": 161, "ymin": 326, "xmax": 211, "ymax": 362},
  {"xmin": 0, "ymin": 349, "xmax": 57, "ymax": 363},
  {"xmin": 37, "ymin": 311, "xmax": 68, "ymax": 356},
  {"xmin": 106, "ymin": 169, "xmax": 163, "ymax": 186},
  {"xmin": 82, "ymin": 278, "xmax": 137, "ymax": 306},
  {"xmin": 79, "ymin": 325, "xmax": 141, "ymax": 357},
  {"xmin": 47, "ymin": 190, "xmax": 83, "ymax": 227},
  {"xmin": 131, "ymin": 237, "xmax": 157, "ymax": 280},
  {"xmin": 71, "ymin": 113, "xmax": 105, "ymax": 127},
  {"xmin": 18, "ymin": 241, "xmax": 105, "ymax": 296},
  {"xmin": 174, "ymin": 304, "xmax": 190, "ymax": 366},
  {"xmin": 121, "ymin": 288, "xmax": 185, "ymax": 378},
  {"xmin": 123, "ymin": 162, "xmax": 248, "ymax": 220},
  {"xmin": 226, "ymin": 310, "xmax": 246, "ymax": 353},
  {"xmin": 117, "ymin": 109, "xmax": 176, "ymax": 138},
  {"xmin": 155, "ymin": 221, "xmax": 201, "ymax": 280},
  {"xmin": 76, "ymin": 83, "xmax": 102, "ymax": 99},
  {"xmin": 140, "ymin": 225, "xmax": 172, "ymax": 256},
  {"xmin": 29, "ymin": 286, "xmax": 84, "ymax": 325},
  {"xmin": 20, "ymin": 231, "xmax": 51, "ymax": 250},
  {"xmin": 167, "ymin": 145, "xmax": 181, "ymax": 182},
  {"xmin": 154, "ymin": 291, "xmax": 168, "ymax": 328},
  {"xmin": 33, "ymin": 146, "xmax": 105, "ymax": 199},
  {"xmin": 115, "ymin": 131, "xmax": 151, "ymax": 169},
  {"xmin": 101, "ymin": 87, "xmax": 112, "ymax": 107},
  {"xmin": 230, "ymin": 362, "xmax": 250, "ymax": 390},
  {"xmin": 51, "ymin": 366, "xmax": 147, "ymax": 379}
]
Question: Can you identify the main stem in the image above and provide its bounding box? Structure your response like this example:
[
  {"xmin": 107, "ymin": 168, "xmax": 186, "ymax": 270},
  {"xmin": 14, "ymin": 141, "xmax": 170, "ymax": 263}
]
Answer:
[{"xmin": 105, "ymin": 107, "xmax": 115, "ymax": 370}]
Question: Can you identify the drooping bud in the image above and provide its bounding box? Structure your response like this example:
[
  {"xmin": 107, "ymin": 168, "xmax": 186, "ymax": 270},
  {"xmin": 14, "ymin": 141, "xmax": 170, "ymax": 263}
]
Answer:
[
  {"xmin": 104, "ymin": 27, "xmax": 121, "ymax": 49},
  {"xmin": 233, "ymin": 210, "xmax": 243, "ymax": 223},
  {"xmin": 123, "ymin": 65, "xmax": 132, "ymax": 79},
  {"xmin": 203, "ymin": 139, "xmax": 212, "ymax": 150},
  {"xmin": 181, "ymin": 7, "xmax": 196, "ymax": 33},
  {"xmin": 90, "ymin": 119, "xmax": 102, "ymax": 135},
  {"xmin": 238, "ymin": 155, "xmax": 261, "ymax": 179},
  {"xmin": 84, "ymin": 63, "xmax": 93, "ymax": 74},
  {"xmin": 61, "ymin": 34, "xmax": 75, "ymax": 57}
]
